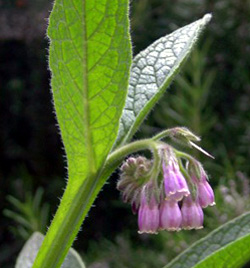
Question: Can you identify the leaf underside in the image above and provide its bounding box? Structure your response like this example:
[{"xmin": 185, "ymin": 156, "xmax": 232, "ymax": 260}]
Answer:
[
  {"xmin": 15, "ymin": 232, "xmax": 85, "ymax": 268},
  {"xmin": 115, "ymin": 14, "xmax": 212, "ymax": 148},
  {"xmin": 164, "ymin": 212, "xmax": 250, "ymax": 268}
]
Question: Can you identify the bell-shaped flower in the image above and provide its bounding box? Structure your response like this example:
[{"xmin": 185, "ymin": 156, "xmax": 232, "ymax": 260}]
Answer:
[
  {"xmin": 159, "ymin": 200, "xmax": 182, "ymax": 231},
  {"xmin": 181, "ymin": 195, "xmax": 204, "ymax": 230},
  {"xmin": 190, "ymin": 164, "xmax": 216, "ymax": 208},
  {"xmin": 138, "ymin": 191, "xmax": 159, "ymax": 234},
  {"xmin": 197, "ymin": 179, "xmax": 215, "ymax": 208},
  {"xmin": 163, "ymin": 161, "xmax": 190, "ymax": 201}
]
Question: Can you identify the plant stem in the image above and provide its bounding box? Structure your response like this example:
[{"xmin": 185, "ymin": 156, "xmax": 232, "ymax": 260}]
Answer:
[
  {"xmin": 151, "ymin": 129, "xmax": 173, "ymax": 141},
  {"xmin": 174, "ymin": 149, "xmax": 196, "ymax": 162},
  {"xmin": 107, "ymin": 139, "xmax": 157, "ymax": 165},
  {"xmin": 32, "ymin": 173, "xmax": 102, "ymax": 268},
  {"xmin": 148, "ymin": 146, "xmax": 161, "ymax": 178},
  {"xmin": 33, "ymin": 139, "xmax": 157, "ymax": 268}
]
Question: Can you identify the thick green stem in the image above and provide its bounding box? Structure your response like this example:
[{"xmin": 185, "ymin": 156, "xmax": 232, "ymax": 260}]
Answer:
[
  {"xmin": 33, "ymin": 139, "xmax": 156, "ymax": 268},
  {"xmin": 107, "ymin": 139, "xmax": 157, "ymax": 164},
  {"xmin": 32, "ymin": 172, "xmax": 104, "ymax": 268}
]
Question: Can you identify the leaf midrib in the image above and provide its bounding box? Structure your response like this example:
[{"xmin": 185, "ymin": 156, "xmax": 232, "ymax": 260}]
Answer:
[{"xmin": 82, "ymin": 0, "xmax": 96, "ymax": 174}]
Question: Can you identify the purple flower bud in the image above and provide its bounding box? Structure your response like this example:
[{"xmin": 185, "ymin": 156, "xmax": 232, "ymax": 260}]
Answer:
[
  {"xmin": 120, "ymin": 162, "xmax": 130, "ymax": 172},
  {"xmin": 159, "ymin": 200, "xmax": 182, "ymax": 231},
  {"xmin": 181, "ymin": 195, "xmax": 204, "ymax": 230},
  {"xmin": 138, "ymin": 192, "xmax": 159, "ymax": 234},
  {"xmin": 127, "ymin": 157, "xmax": 136, "ymax": 166},
  {"xmin": 198, "ymin": 180, "xmax": 216, "ymax": 208},
  {"xmin": 163, "ymin": 162, "xmax": 190, "ymax": 201}
]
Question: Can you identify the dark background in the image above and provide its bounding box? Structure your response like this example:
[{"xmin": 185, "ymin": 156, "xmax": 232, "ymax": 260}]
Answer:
[{"xmin": 0, "ymin": 0, "xmax": 250, "ymax": 267}]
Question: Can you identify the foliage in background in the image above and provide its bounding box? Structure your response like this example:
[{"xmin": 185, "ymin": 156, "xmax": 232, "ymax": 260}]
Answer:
[{"xmin": 3, "ymin": 187, "xmax": 49, "ymax": 240}]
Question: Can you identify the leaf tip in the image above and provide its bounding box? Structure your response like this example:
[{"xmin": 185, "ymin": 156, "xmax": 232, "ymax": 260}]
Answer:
[{"xmin": 203, "ymin": 13, "xmax": 213, "ymax": 24}]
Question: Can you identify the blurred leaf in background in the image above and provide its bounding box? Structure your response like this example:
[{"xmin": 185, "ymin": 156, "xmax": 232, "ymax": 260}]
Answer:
[{"xmin": 3, "ymin": 187, "xmax": 50, "ymax": 240}]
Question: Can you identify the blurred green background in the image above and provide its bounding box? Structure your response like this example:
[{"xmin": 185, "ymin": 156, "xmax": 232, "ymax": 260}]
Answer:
[{"xmin": 0, "ymin": 0, "xmax": 249, "ymax": 267}]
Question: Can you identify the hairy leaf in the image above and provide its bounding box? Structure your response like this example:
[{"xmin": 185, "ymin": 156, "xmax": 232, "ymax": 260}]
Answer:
[
  {"xmin": 33, "ymin": 0, "xmax": 131, "ymax": 267},
  {"xmin": 49, "ymin": 0, "xmax": 131, "ymax": 182},
  {"xmin": 194, "ymin": 234, "xmax": 250, "ymax": 268},
  {"xmin": 16, "ymin": 232, "xmax": 85, "ymax": 268},
  {"xmin": 116, "ymin": 14, "xmax": 211, "ymax": 147},
  {"xmin": 164, "ymin": 212, "xmax": 250, "ymax": 268}
]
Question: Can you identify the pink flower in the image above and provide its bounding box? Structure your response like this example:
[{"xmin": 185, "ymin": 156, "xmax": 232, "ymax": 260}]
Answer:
[
  {"xmin": 159, "ymin": 200, "xmax": 182, "ymax": 231},
  {"xmin": 181, "ymin": 195, "xmax": 204, "ymax": 230},
  {"xmin": 138, "ymin": 191, "xmax": 159, "ymax": 234},
  {"xmin": 198, "ymin": 180, "xmax": 215, "ymax": 208},
  {"xmin": 163, "ymin": 162, "xmax": 190, "ymax": 201},
  {"xmin": 190, "ymin": 166, "xmax": 215, "ymax": 208}
]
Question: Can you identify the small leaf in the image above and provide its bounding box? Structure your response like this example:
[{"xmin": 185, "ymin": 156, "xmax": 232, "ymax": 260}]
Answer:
[
  {"xmin": 164, "ymin": 212, "xmax": 250, "ymax": 268},
  {"xmin": 116, "ymin": 14, "xmax": 212, "ymax": 147},
  {"xmin": 15, "ymin": 232, "xmax": 85, "ymax": 268}
]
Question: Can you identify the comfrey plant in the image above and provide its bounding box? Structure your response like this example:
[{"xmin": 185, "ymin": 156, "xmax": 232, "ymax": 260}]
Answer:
[
  {"xmin": 118, "ymin": 128, "xmax": 215, "ymax": 233},
  {"xmin": 15, "ymin": 1, "xmax": 250, "ymax": 268}
]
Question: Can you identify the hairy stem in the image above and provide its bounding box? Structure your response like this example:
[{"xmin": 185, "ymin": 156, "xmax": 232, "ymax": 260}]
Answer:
[
  {"xmin": 33, "ymin": 139, "xmax": 157, "ymax": 268},
  {"xmin": 107, "ymin": 139, "xmax": 158, "ymax": 165},
  {"xmin": 174, "ymin": 149, "xmax": 196, "ymax": 162},
  {"xmin": 152, "ymin": 129, "xmax": 173, "ymax": 141}
]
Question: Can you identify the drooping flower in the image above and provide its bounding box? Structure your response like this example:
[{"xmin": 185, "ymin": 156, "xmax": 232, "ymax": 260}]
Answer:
[
  {"xmin": 181, "ymin": 195, "xmax": 204, "ymax": 230},
  {"xmin": 138, "ymin": 188, "xmax": 159, "ymax": 234},
  {"xmin": 163, "ymin": 160, "xmax": 190, "ymax": 201},
  {"xmin": 189, "ymin": 163, "xmax": 215, "ymax": 208},
  {"xmin": 159, "ymin": 200, "xmax": 182, "ymax": 231},
  {"xmin": 117, "ymin": 141, "xmax": 215, "ymax": 234},
  {"xmin": 197, "ymin": 179, "xmax": 215, "ymax": 208}
]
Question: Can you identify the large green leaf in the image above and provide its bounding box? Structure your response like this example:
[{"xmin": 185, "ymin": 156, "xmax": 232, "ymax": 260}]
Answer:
[
  {"xmin": 115, "ymin": 14, "xmax": 211, "ymax": 147},
  {"xmin": 49, "ymin": 0, "xmax": 131, "ymax": 182},
  {"xmin": 33, "ymin": 0, "xmax": 131, "ymax": 267},
  {"xmin": 164, "ymin": 212, "xmax": 250, "ymax": 268},
  {"xmin": 193, "ymin": 234, "xmax": 250, "ymax": 268}
]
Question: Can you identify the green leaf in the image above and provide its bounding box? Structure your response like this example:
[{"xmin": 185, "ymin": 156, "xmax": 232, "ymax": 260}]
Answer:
[
  {"xmin": 193, "ymin": 234, "xmax": 250, "ymax": 268},
  {"xmin": 48, "ymin": 0, "xmax": 131, "ymax": 182},
  {"xmin": 33, "ymin": 0, "xmax": 131, "ymax": 267},
  {"xmin": 16, "ymin": 232, "xmax": 85, "ymax": 268},
  {"xmin": 164, "ymin": 212, "xmax": 250, "ymax": 268},
  {"xmin": 115, "ymin": 14, "xmax": 212, "ymax": 147}
]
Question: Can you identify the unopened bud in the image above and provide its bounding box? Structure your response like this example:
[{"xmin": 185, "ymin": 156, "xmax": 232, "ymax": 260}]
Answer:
[
  {"xmin": 120, "ymin": 162, "xmax": 130, "ymax": 172},
  {"xmin": 127, "ymin": 157, "xmax": 136, "ymax": 166}
]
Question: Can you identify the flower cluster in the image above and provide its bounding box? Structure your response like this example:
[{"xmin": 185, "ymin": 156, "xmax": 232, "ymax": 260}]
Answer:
[{"xmin": 117, "ymin": 146, "xmax": 215, "ymax": 234}]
